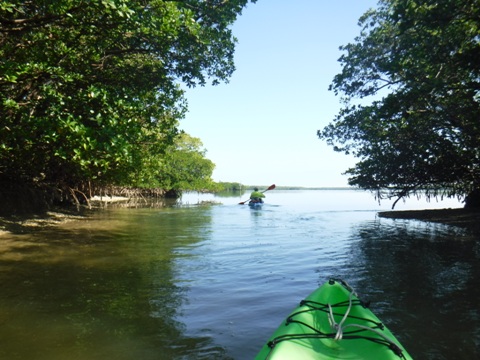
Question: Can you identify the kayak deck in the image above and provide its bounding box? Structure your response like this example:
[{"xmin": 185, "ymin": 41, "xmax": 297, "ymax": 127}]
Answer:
[{"xmin": 255, "ymin": 279, "xmax": 413, "ymax": 359}]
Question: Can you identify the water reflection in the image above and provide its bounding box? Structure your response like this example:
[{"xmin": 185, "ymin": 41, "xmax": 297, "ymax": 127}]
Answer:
[
  {"xmin": 0, "ymin": 190, "xmax": 479, "ymax": 360},
  {"xmin": 0, "ymin": 206, "xmax": 231, "ymax": 360},
  {"xmin": 350, "ymin": 219, "xmax": 480, "ymax": 360}
]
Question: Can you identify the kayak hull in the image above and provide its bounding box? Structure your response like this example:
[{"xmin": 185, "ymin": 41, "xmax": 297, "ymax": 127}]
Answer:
[
  {"xmin": 255, "ymin": 279, "xmax": 413, "ymax": 360},
  {"xmin": 248, "ymin": 200, "xmax": 264, "ymax": 207}
]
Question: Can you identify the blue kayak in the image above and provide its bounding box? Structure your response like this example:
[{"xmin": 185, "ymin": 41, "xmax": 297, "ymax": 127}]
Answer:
[{"xmin": 248, "ymin": 199, "xmax": 264, "ymax": 207}]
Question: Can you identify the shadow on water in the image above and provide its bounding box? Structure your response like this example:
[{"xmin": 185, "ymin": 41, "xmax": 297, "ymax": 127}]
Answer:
[
  {"xmin": 345, "ymin": 219, "xmax": 480, "ymax": 360},
  {"xmin": 0, "ymin": 206, "xmax": 231, "ymax": 360}
]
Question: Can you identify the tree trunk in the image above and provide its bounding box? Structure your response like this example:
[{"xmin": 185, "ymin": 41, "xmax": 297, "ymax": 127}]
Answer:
[{"xmin": 464, "ymin": 189, "xmax": 480, "ymax": 209}]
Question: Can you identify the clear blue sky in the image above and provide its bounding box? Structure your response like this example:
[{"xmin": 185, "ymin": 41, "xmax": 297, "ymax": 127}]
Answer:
[{"xmin": 180, "ymin": 0, "xmax": 379, "ymax": 187}]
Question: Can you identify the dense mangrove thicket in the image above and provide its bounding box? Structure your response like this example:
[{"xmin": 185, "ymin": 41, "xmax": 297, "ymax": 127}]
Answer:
[
  {"xmin": 0, "ymin": 0, "xmax": 257, "ymax": 214},
  {"xmin": 318, "ymin": 0, "xmax": 480, "ymax": 208}
]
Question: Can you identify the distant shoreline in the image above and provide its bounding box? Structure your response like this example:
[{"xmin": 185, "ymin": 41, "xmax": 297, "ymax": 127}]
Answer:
[{"xmin": 249, "ymin": 186, "xmax": 356, "ymax": 190}]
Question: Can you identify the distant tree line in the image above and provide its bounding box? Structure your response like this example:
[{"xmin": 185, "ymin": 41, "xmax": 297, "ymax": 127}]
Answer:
[
  {"xmin": 215, "ymin": 182, "xmax": 245, "ymax": 192},
  {"xmin": 0, "ymin": 0, "xmax": 256, "ymax": 214}
]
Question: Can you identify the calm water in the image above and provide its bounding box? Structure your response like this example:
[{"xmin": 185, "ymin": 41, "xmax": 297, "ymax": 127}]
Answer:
[{"xmin": 0, "ymin": 190, "xmax": 479, "ymax": 359}]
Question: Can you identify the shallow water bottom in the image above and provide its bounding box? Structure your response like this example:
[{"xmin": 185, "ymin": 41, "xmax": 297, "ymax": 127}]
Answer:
[{"xmin": 0, "ymin": 190, "xmax": 478, "ymax": 359}]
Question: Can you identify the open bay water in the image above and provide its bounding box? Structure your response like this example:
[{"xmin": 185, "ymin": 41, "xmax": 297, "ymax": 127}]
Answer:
[{"xmin": 0, "ymin": 189, "xmax": 479, "ymax": 359}]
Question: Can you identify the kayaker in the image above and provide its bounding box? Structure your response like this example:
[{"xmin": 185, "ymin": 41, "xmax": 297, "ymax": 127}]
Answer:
[{"xmin": 250, "ymin": 187, "xmax": 265, "ymax": 203}]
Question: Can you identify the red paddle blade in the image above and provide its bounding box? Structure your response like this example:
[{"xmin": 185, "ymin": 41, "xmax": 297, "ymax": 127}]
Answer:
[{"xmin": 266, "ymin": 184, "xmax": 276, "ymax": 191}]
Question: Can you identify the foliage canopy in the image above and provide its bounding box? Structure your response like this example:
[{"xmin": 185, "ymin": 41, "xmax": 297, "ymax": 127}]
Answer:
[
  {"xmin": 0, "ymin": 0, "xmax": 255, "ymax": 202},
  {"xmin": 318, "ymin": 0, "xmax": 480, "ymax": 207},
  {"xmin": 130, "ymin": 133, "xmax": 216, "ymax": 192}
]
